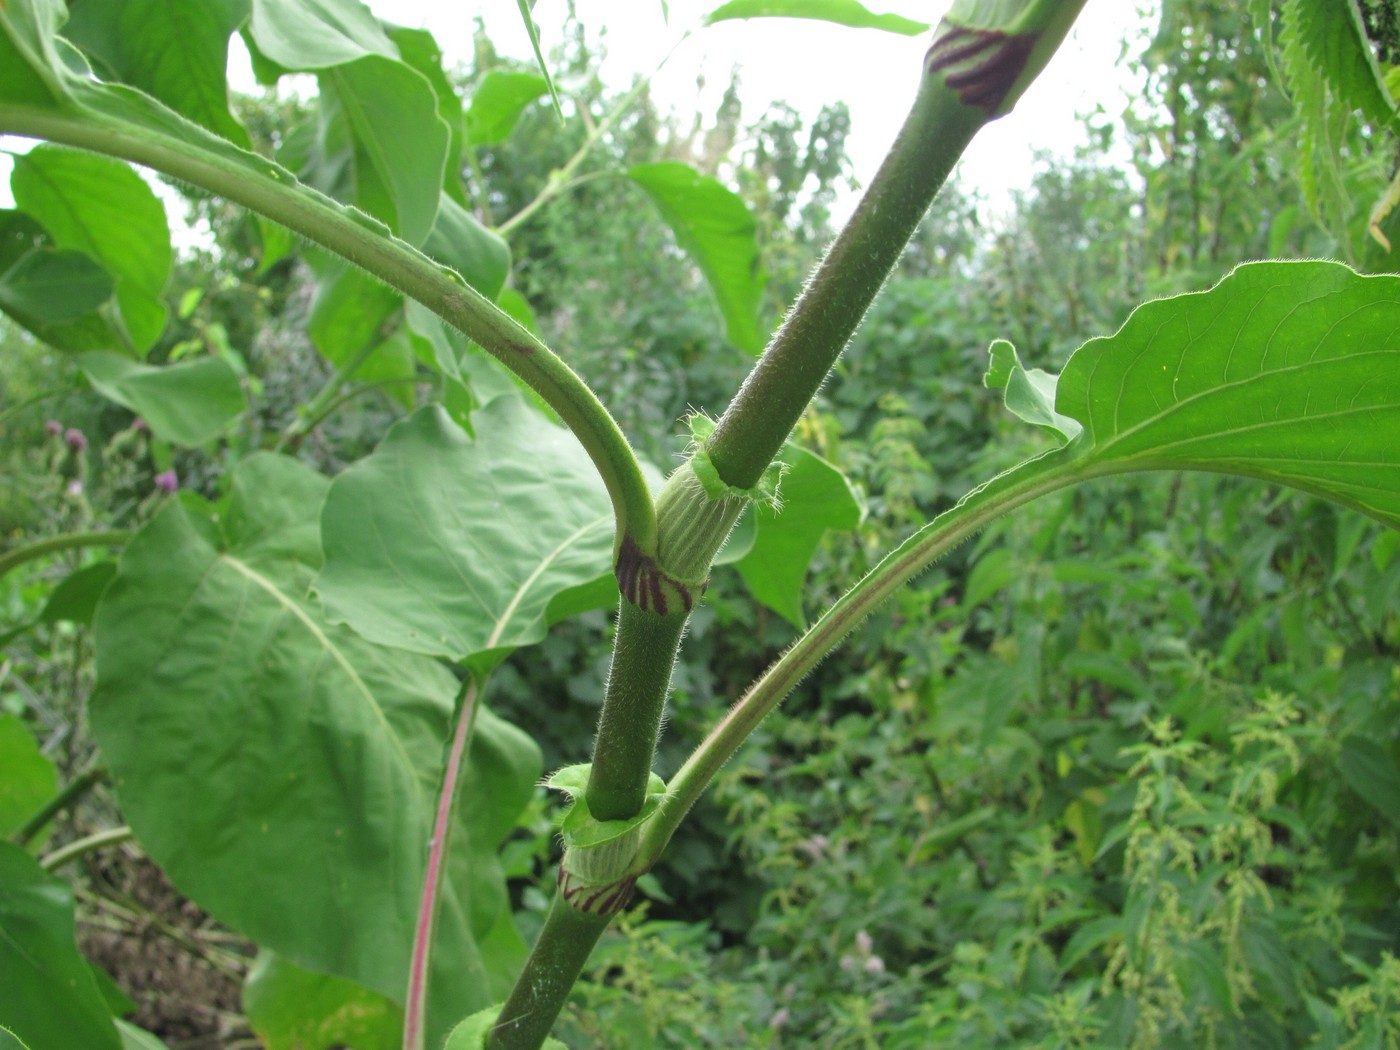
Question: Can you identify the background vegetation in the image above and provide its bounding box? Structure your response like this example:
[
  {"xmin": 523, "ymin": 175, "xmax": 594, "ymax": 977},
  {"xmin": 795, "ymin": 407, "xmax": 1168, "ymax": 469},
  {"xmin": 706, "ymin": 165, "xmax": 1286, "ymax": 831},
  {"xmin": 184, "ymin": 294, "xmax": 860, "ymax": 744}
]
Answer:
[{"xmin": 3, "ymin": 2, "xmax": 1399, "ymax": 1048}]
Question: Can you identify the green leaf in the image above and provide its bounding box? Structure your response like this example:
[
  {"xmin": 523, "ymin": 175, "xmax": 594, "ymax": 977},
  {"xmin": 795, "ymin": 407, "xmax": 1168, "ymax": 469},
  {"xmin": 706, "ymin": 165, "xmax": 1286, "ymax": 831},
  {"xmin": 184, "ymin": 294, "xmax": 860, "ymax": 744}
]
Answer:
[
  {"xmin": 315, "ymin": 401, "xmax": 615, "ymax": 670},
  {"xmin": 247, "ymin": 0, "xmax": 396, "ymax": 68},
  {"xmin": 307, "ymin": 262, "xmax": 403, "ymax": 367},
  {"xmin": 0, "ymin": 714, "xmax": 56, "ymax": 840},
  {"xmin": 305, "ymin": 263, "xmax": 415, "ymax": 403},
  {"xmin": 78, "ymin": 352, "xmax": 244, "ymax": 447},
  {"xmin": 513, "ymin": 0, "xmax": 563, "ymax": 120},
  {"xmin": 1293, "ymin": 0, "xmax": 1396, "ymax": 131},
  {"xmin": 11, "ymin": 146, "xmax": 171, "ymax": 353},
  {"xmin": 0, "ymin": 1027, "xmax": 33, "ymax": 1050},
  {"xmin": 0, "ymin": 210, "xmax": 114, "ymax": 335},
  {"xmin": 464, "ymin": 71, "xmax": 548, "ymax": 146},
  {"xmin": 388, "ymin": 26, "xmax": 467, "ymax": 202},
  {"xmin": 705, "ymin": 0, "xmax": 930, "ymax": 35},
  {"xmin": 0, "ymin": 210, "xmax": 115, "ymax": 351},
  {"xmin": 1055, "ymin": 261, "xmax": 1400, "ymax": 530},
  {"xmin": 0, "ymin": 842, "xmax": 122, "ymax": 1050},
  {"xmin": 984, "ymin": 337, "xmax": 1082, "ymax": 444},
  {"xmin": 444, "ymin": 1006, "xmax": 568, "ymax": 1050},
  {"xmin": 1337, "ymin": 733, "xmax": 1400, "ymax": 827},
  {"xmin": 628, "ymin": 162, "xmax": 767, "ymax": 354},
  {"xmin": 0, "ymin": 0, "xmax": 71, "ymax": 106},
  {"xmin": 311, "ymin": 56, "xmax": 450, "ymax": 245},
  {"xmin": 0, "ymin": 243, "xmax": 112, "ymax": 330},
  {"xmin": 243, "ymin": 951, "xmax": 402, "ymax": 1050},
  {"xmin": 89, "ymin": 454, "xmax": 541, "ymax": 1046},
  {"xmin": 113, "ymin": 1022, "xmax": 170, "ymax": 1050},
  {"xmin": 63, "ymin": 0, "xmax": 252, "ymax": 146},
  {"xmin": 86, "ymin": 966, "xmax": 136, "ymax": 1022},
  {"xmin": 422, "ymin": 194, "xmax": 510, "ymax": 298},
  {"xmin": 734, "ymin": 443, "xmax": 864, "ymax": 626}
]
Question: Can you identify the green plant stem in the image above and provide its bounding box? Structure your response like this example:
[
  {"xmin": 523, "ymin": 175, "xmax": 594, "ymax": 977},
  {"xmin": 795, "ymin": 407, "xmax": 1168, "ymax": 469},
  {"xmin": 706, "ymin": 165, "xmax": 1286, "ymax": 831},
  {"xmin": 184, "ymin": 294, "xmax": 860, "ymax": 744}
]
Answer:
[
  {"xmin": 702, "ymin": 70, "xmax": 987, "ymax": 489},
  {"xmin": 0, "ymin": 103, "xmax": 657, "ymax": 557},
  {"xmin": 40, "ymin": 825, "xmax": 135, "ymax": 872},
  {"xmin": 290, "ymin": 374, "xmax": 421, "ymax": 438},
  {"xmin": 585, "ymin": 601, "xmax": 689, "ymax": 822},
  {"xmin": 11, "ymin": 756, "xmax": 105, "ymax": 848},
  {"xmin": 641, "ymin": 460, "xmax": 1077, "ymax": 864},
  {"xmin": 0, "ymin": 530, "xmax": 133, "ymax": 581},
  {"xmin": 485, "ymin": 892, "xmax": 611, "ymax": 1050}
]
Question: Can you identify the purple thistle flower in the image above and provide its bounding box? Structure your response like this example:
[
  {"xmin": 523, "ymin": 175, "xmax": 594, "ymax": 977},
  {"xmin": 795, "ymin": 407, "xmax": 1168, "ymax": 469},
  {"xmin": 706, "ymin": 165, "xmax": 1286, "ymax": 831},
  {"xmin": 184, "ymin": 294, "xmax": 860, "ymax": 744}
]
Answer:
[
  {"xmin": 63, "ymin": 428, "xmax": 88, "ymax": 453},
  {"xmin": 45, "ymin": 419, "xmax": 63, "ymax": 436},
  {"xmin": 154, "ymin": 470, "xmax": 179, "ymax": 495}
]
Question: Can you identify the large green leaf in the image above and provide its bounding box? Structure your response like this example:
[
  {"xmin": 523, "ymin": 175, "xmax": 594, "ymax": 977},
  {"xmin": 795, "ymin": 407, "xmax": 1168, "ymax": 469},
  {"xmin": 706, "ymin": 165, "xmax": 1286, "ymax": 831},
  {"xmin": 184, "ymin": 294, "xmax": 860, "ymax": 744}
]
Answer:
[
  {"xmin": 0, "ymin": 714, "xmax": 56, "ymax": 839},
  {"xmin": 875, "ymin": 260, "xmax": 1400, "ymax": 678},
  {"xmin": 307, "ymin": 261, "xmax": 403, "ymax": 367},
  {"xmin": 243, "ymin": 951, "xmax": 402, "ymax": 1050},
  {"xmin": 388, "ymin": 26, "xmax": 467, "ymax": 202},
  {"xmin": 253, "ymin": 4, "xmax": 451, "ymax": 247},
  {"xmin": 1053, "ymin": 260, "xmax": 1400, "ymax": 528},
  {"xmin": 0, "ymin": 0, "xmax": 69, "ymax": 105},
  {"xmin": 63, "ymin": 0, "xmax": 252, "ymax": 146},
  {"xmin": 78, "ymin": 352, "xmax": 245, "ymax": 447},
  {"xmin": 0, "ymin": 211, "xmax": 113, "ymax": 346},
  {"xmin": 628, "ymin": 162, "xmax": 767, "ymax": 354},
  {"xmin": 464, "ymin": 70, "xmax": 548, "ymax": 146},
  {"xmin": 315, "ymin": 400, "xmax": 615, "ymax": 671},
  {"xmin": 10, "ymin": 146, "xmax": 171, "ymax": 353},
  {"xmin": 705, "ymin": 0, "xmax": 929, "ymax": 34},
  {"xmin": 247, "ymin": 0, "xmax": 396, "ymax": 68},
  {"xmin": 89, "ymin": 454, "xmax": 541, "ymax": 1046},
  {"xmin": 316, "ymin": 57, "xmax": 448, "ymax": 244},
  {"xmin": 0, "ymin": 843, "xmax": 122, "ymax": 1050},
  {"xmin": 734, "ymin": 444, "xmax": 865, "ymax": 626}
]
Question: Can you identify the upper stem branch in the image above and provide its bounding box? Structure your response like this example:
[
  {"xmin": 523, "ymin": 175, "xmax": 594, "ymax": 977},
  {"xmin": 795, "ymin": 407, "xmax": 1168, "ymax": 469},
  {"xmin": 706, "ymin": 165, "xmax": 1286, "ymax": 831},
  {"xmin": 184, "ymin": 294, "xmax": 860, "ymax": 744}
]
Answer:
[
  {"xmin": 702, "ymin": 64, "xmax": 987, "ymax": 490},
  {"xmin": 0, "ymin": 104, "xmax": 657, "ymax": 557}
]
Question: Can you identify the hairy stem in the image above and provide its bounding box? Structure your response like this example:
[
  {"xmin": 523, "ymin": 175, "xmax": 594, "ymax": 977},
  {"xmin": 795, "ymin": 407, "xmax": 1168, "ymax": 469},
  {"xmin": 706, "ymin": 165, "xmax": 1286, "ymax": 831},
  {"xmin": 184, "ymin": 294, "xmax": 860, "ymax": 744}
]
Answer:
[
  {"xmin": 702, "ymin": 64, "xmax": 987, "ymax": 489},
  {"xmin": 585, "ymin": 601, "xmax": 689, "ymax": 821},
  {"xmin": 485, "ymin": 893, "xmax": 611, "ymax": 1050},
  {"xmin": 11, "ymin": 756, "xmax": 106, "ymax": 848}
]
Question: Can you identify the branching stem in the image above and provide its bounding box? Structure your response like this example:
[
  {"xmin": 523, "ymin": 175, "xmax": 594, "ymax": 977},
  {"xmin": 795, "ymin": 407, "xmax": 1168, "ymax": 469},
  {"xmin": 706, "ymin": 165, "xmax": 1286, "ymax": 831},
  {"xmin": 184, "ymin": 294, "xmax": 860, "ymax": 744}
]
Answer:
[{"xmin": 641, "ymin": 461, "xmax": 1077, "ymax": 863}]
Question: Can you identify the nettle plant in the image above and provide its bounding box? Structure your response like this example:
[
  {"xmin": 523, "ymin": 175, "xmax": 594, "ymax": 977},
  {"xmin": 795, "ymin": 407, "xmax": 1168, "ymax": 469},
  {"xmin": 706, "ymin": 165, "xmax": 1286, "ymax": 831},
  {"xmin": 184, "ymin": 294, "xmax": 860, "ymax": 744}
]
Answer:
[{"xmin": 1, "ymin": 0, "xmax": 1398, "ymax": 1048}]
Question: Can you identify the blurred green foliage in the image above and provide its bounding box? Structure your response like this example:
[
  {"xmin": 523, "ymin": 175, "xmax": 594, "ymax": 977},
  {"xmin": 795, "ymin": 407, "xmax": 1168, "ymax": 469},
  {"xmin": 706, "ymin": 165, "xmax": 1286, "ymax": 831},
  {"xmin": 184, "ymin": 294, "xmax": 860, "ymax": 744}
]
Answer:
[{"xmin": 2, "ymin": 2, "xmax": 1399, "ymax": 1047}]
